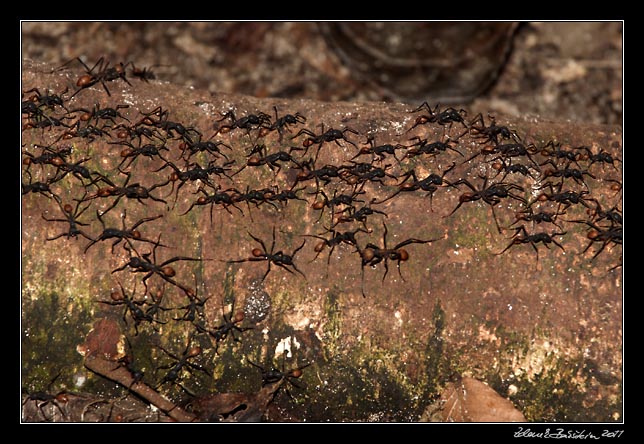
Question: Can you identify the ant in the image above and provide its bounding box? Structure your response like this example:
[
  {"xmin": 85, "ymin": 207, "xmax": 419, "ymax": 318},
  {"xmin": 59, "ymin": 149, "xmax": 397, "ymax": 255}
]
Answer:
[
  {"xmin": 128, "ymin": 62, "xmax": 162, "ymax": 82},
  {"xmin": 232, "ymin": 145, "xmax": 304, "ymax": 177},
  {"xmin": 508, "ymin": 207, "xmax": 566, "ymax": 231},
  {"xmin": 56, "ymin": 56, "xmax": 132, "ymax": 98},
  {"xmin": 358, "ymin": 221, "xmax": 443, "ymax": 297},
  {"xmin": 467, "ymin": 113, "xmax": 520, "ymax": 145},
  {"xmin": 290, "ymin": 162, "xmax": 345, "ymax": 194},
  {"xmin": 374, "ymin": 162, "xmax": 457, "ymax": 211},
  {"xmin": 567, "ymin": 220, "xmax": 622, "ymax": 262},
  {"xmin": 490, "ymin": 159, "xmax": 539, "ymax": 182},
  {"xmin": 22, "ymin": 87, "xmax": 69, "ymax": 112},
  {"xmin": 180, "ymin": 135, "xmax": 233, "ymax": 162},
  {"xmin": 97, "ymin": 279, "xmax": 167, "ymax": 335},
  {"xmin": 138, "ymin": 106, "xmax": 202, "ymax": 144},
  {"xmin": 22, "ymin": 372, "xmax": 70, "ymax": 422},
  {"xmin": 83, "ymin": 171, "xmax": 170, "ymax": 217},
  {"xmin": 405, "ymin": 102, "xmax": 468, "ymax": 134},
  {"xmin": 586, "ymin": 202, "xmax": 622, "ymax": 227},
  {"xmin": 68, "ymin": 103, "xmax": 131, "ymax": 128},
  {"xmin": 539, "ymin": 141, "xmax": 584, "ymax": 168},
  {"xmin": 172, "ymin": 279, "xmax": 210, "ymax": 323},
  {"xmin": 22, "ymin": 175, "xmax": 61, "ymax": 199},
  {"xmin": 155, "ymin": 159, "xmax": 235, "ymax": 208},
  {"xmin": 246, "ymin": 355, "xmax": 311, "ymax": 400},
  {"xmin": 495, "ymin": 225, "xmax": 566, "ymax": 264},
  {"xmin": 350, "ymin": 135, "xmax": 407, "ymax": 163},
  {"xmin": 54, "ymin": 120, "xmax": 112, "ymax": 144},
  {"xmin": 108, "ymin": 139, "xmax": 170, "ymax": 172},
  {"xmin": 112, "ymin": 122, "xmax": 165, "ymax": 144},
  {"xmin": 49, "ymin": 155, "xmax": 114, "ymax": 189},
  {"xmin": 291, "ymin": 123, "xmax": 359, "ymax": 162},
  {"xmin": 577, "ymin": 145, "xmax": 622, "ymax": 170},
  {"xmin": 540, "ymin": 159, "xmax": 596, "ymax": 188},
  {"xmin": 445, "ymin": 175, "xmax": 527, "ymax": 233},
  {"xmin": 532, "ymin": 185, "xmax": 599, "ymax": 214},
  {"xmin": 215, "ymin": 110, "xmax": 272, "ymax": 135},
  {"xmin": 232, "ymin": 186, "xmax": 281, "ymax": 220},
  {"xmin": 310, "ymin": 187, "xmax": 366, "ymax": 222},
  {"xmin": 41, "ymin": 194, "xmax": 94, "ymax": 242},
  {"xmin": 111, "ymin": 239, "xmax": 202, "ymax": 297},
  {"xmin": 267, "ymin": 186, "xmax": 309, "ymax": 208},
  {"xmin": 193, "ymin": 295, "xmax": 252, "ymax": 354},
  {"xmin": 303, "ymin": 227, "xmax": 367, "ymax": 267},
  {"xmin": 259, "ymin": 106, "xmax": 307, "ymax": 141},
  {"xmin": 464, "ymin": 141, "xmax": 540, "ymax": 168},
  {"xmin": 339, "ymin": 161, "xmax": 398, "ymax": 187},
  {"xmin": 403, "ymin": 137, "xmax": 463, "ymax": 159},
  {"xmin": 155, "ymin": 335, "xmax": 212, "ymax": 396},
  {"xmin": 331, "ymin": 202, "xmax": 388, "ymax": 231},
  {"xmin": 22, "ymin": 144, "xmax": 72, "ymax": 175},
  {"xmin": 227, "ymin": 226, "xmax": 306, "ymax": 282},
  {"xmin": 84, "ymin": 209, "xmax": 166, "ymax": 254},
  {"xmin": 180, "ymin": 185, "xmax": 245, "ymax": 222}
]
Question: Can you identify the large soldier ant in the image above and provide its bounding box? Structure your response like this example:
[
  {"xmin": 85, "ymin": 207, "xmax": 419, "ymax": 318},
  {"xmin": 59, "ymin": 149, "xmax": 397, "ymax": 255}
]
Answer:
[{"xmin": 56, "ymin": 56, "xmax": 132, "ymax": 99}]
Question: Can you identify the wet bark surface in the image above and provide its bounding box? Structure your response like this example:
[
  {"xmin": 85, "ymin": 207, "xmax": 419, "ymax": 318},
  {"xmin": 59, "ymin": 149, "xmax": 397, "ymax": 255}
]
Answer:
[{"xmin": 21, "ymin": 24, "xmax": 622, "ymax": 423}]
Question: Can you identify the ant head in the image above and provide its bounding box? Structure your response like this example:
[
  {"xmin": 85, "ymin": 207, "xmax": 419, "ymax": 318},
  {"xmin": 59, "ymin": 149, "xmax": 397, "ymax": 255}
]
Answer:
[
  {"xmin": 537, "ymin": 193, "xmax": 550, "ymax": 202},
  {"xmin": 110, "ymin": 289, "xmax": 125, "ymax": 302},
  {"xmin": 63, "ymin": 203, "xmax": 74, "ymax": 214},
  {"xmin": 396, "ymin": 249, "xmax": 410, "ymax": 261},
  {"xmin": 233, "ymin": 311, "xmax": 245, "ymax": 323},
  {"xmin": 312, "ymin": 201, "xmax": 325, "ymax": 210},
  {"xmin": 251, "ymin": 248, "xmax": 264, "ymax": 257},
  {"xmin": 76, "ymin": 74, "xmax": 95, "ymax": 88},
  {"xmin": 587, "ymin": 229, "xmax": 600, "ymax": 240},
  {"xmin": 161, "ymin": 266, "xmax": 176, "ymax": 277},
  {"xmin": 247, "ymin": 155, "xmax": 261, "ymax": 166},
  {"xmin": 120, "ymin": 148, "xmax": 134, "ymax": 158},
  {"xmin": 186, "ymin": 346, "xmax": 202, "ymax": 358},
  {"xmin": 314, "ymin": 240, "xmax": 326, "ymax": 253}
]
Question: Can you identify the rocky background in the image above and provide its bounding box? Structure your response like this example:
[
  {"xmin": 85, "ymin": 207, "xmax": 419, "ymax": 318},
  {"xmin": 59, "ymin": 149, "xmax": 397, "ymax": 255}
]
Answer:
[{"xmin": 21, "ymin": 21, "xmax": 622, "ymax": 423}]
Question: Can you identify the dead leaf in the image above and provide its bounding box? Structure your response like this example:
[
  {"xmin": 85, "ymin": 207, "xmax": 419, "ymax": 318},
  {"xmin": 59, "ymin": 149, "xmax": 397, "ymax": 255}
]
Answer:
[
  {"xmin": 77, "ymin": 318, "xmax": 127, "ymax": 361},
  {"xmin": 439, "ymin": 376, "xmax": 526, "ymax": 422}
]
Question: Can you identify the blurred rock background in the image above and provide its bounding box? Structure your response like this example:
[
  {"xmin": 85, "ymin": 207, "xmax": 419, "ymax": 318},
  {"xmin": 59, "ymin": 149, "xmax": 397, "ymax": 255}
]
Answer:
[{"xmin": 21, "ymin": 21, "xmax": 622, "ymax": 125}]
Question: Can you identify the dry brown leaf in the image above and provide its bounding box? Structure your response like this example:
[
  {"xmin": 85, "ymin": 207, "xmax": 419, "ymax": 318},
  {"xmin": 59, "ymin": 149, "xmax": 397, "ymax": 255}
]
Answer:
[{"xmin": 440, "ymin": 376, "xmax": 526, "ymax": 422}]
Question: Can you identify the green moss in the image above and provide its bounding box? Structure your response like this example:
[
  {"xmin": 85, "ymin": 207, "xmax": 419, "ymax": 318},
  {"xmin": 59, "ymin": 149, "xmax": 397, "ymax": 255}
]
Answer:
[{"xmin": 21, "ymin": 291, "xmax": 94, "ymax": 393}]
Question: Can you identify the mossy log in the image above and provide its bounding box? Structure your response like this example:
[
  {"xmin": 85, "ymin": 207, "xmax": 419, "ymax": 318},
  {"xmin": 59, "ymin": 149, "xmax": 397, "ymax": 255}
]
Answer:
[{"xmin": 21, "ymin": 60, "xmax": 622, "ymax": 422}]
